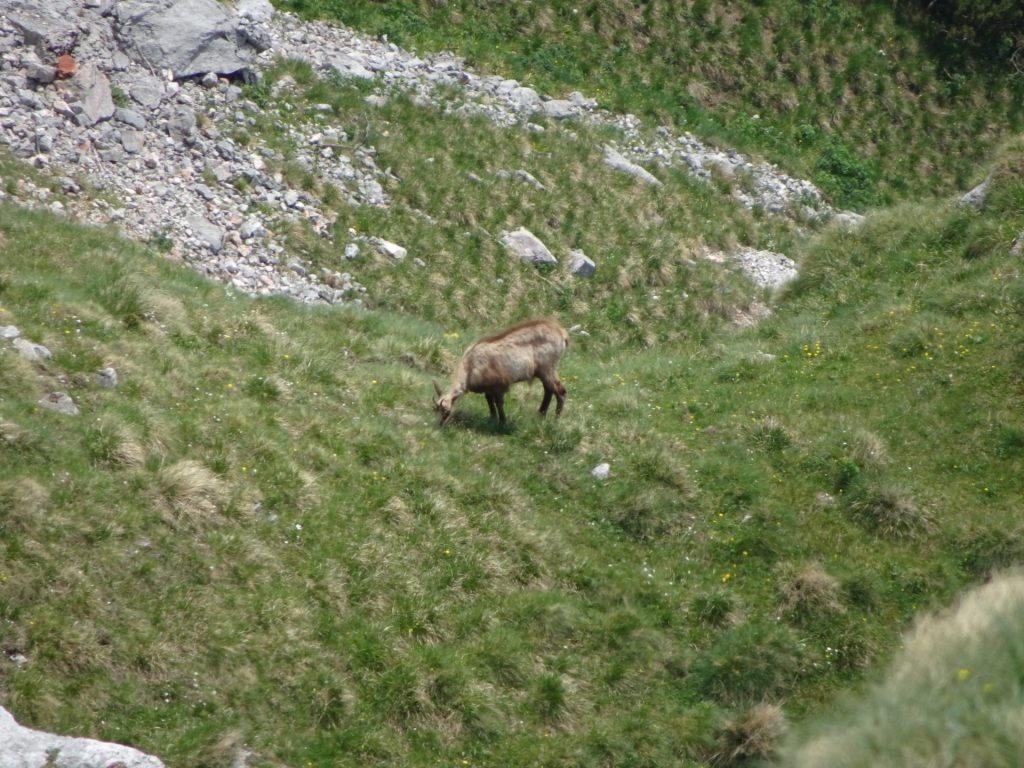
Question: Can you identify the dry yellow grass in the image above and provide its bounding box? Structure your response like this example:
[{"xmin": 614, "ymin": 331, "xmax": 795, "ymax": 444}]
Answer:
[{"xmin": 785, "ymin": 572, "xmax": 1024, "ymax": 768}]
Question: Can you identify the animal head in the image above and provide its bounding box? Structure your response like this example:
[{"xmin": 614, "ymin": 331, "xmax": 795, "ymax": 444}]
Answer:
[{"xmin": 433, "ymin": 380, "xmax": 455, "ymax": 426}]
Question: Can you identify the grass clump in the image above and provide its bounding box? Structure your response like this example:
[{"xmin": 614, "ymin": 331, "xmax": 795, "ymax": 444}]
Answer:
[
  {"xmin": 155, "ymin": 459, "xmax": 231, "ymax": 525},
  {"xmin": 693, "ymin": 621, "xmax": 806, "ymax": 705},
  {"xmin": 748, "ymin": 415, "xmax": 793, "ymax": 453},
  {"xmin": 693, "ymin": 590, "xmax": 740, "ymax": 628},
  {"xmin": 953, "ymin": 523, "xmax": 1024, "ymax": 579},
  {"xmin": 846, "ymin": 484, "xmax": 936, "ymax": 540},
  {"xmin": 713, "ymin": 702, "xmax": 787, "ymax": 767},
  {"xmin": 779, "ymin": 564, "xmax": 845, "ymax": 623},
  {"xmin": 782, "ymin": 572, "xmax": 1024, "ymax": 768}
]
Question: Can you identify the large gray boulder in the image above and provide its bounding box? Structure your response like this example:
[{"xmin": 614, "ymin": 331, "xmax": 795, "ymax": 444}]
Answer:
[
  {"xmin": 58, "ymin": 62, "xmax": 115, "ymax": 127},
  {"xmin": 2, "ymin": 0, "xmax": 81, "ymax": 54},
  {"xmin": 0, "ymin": 706, "xmax": 165, "ymax": 768},
  {"xmin": 113, "ymin": 0, "xmax": 265, "ymax": 79},
  {"xmin": 500, "ymin": 227, "xmax": 557, "ymax": 266}
]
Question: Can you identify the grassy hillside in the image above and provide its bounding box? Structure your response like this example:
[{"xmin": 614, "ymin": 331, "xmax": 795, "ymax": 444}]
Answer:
[
  {"xmin": 2, "ymin": 115, "xmax": 1023, "ymax": 766},
  {"xmin": 3, "ymin": 2, "xmax": 1024, "ymax": 763},
  {"xmin": 278, "ymin": 0, "xmax": 1024, "ymax": 211},
  {"xmin": 243, "ymin": 57, "xmax": 780, "ymax": 348}
]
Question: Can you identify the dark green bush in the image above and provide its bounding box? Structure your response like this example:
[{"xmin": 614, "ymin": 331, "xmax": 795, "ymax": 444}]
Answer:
[{"xmin": 693, "ymin": 621, "xmax": 804, "ymax": 704}]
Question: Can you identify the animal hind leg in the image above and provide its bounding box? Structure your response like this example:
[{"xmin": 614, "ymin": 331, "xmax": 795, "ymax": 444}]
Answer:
[
  {"xmin": 554, "ymin": 378, "xmax": 567, "ymax": 417},
  {"xmin": 485, "ymin": 393, "xmax": 498, "ymax": 419},
  {"xmin": 496, "ymin": 392, "xmax": 507, "ymax": 424},
  {"xmin": 539, "ymin": 374, "xmax": 565, "ymax": 417},
  {"xmin": 539, "ymin": 384, "xmax": 554, "ymax": 416}
]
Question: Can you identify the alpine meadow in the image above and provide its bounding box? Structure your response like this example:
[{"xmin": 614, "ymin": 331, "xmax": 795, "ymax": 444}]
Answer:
[{"xmin": 1, "ymin": 0, "xmax": 1024, "ymax": 766}]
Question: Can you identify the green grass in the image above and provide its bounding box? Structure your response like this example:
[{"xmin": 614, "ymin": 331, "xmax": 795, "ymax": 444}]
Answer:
[
  {"xmin": 2, "ymin": 6, "xmax": 1024, "ymax": 761},
  {"xmin": 244, "ymin": 59, "xmax": 782, "ymax": 348},
  {"xmin": 273, "ymin": 0, "xmax": 1024, "ymax": 211},
  {"xmin": 782, "ymin": 571, "xmax": 1024, "ymax": 767},
  {"xmin": 1, "ymin": 133, "xmax": 1023, "ymax": 764}
]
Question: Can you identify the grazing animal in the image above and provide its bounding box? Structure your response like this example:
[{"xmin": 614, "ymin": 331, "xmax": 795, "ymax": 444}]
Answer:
[{"xmin": 433, "ymin": 318, "xmax": 569, "ymax": 426}]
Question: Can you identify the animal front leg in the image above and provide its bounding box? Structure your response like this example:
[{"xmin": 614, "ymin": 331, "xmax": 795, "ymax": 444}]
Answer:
[
  {"xmin": 485, "ymin": 393, "xmax": 498, "ymax": 419},
  {"xmin": 496, "ymin": 392, "xmax": 507, "ymax": 424}
]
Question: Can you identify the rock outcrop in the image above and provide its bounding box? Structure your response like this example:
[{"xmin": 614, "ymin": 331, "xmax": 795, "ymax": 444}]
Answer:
[
  {"xmin": 113, "ymin": 0, "xmax": 268, "ymax": 80},
  {"xmin": 0, "ymin": 706, "xmax": 165, "ymax": 768},
  {"xmin": 500, "ymin": 227, "xmax": 558, "ymax": 266}
]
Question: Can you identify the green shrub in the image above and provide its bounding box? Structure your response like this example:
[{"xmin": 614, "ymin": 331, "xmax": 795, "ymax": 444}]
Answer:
[
  {"xmin": 814, "ymin": 137, "xmax": 878, "ymax": 211},
  {"xmin": 693, "ymin": 621, "xmax": 805, "ymax": 705}
]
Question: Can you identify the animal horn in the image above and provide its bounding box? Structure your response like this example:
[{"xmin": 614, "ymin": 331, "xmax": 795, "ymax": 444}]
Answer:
[{"xmin": 433, "ymin": 380, "xmax": 443, "ymax": 398}]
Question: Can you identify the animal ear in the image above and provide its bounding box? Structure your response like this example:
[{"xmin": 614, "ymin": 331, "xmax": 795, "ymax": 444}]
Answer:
[{"xmin": 433, "ymin": 380, "xmax": 443, "ymax": 398}]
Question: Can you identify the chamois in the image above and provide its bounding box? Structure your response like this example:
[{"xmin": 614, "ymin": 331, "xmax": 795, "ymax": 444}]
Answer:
[{"xmin": 433, "ymin": 318, "xmax": 569, "ymax": 426}]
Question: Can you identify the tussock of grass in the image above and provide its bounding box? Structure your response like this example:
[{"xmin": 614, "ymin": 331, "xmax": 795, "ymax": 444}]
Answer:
[
  {"xmin": 155, "ymin": 459, "xmax": 231, "ymax": 525},
  {"xmin": 783, "ymin": 572, "xmax": 1024, "ymax": 768},
  {"xmin": 953, "ymin": 524, "xmax": 1024, "ymax": 580},
  {"xmin": 846, "ymin": 484, "xmax": 935, "ymax": 540},
  {"xmin": 693, "ymin": 621, "xmax": 805, "ymax": 705},
  {"xmin": 748, "ymin": 415, "xmax": 793, "ymax": 452},
  {"xmin": 779, "ymin": 564, "xmax": 845, "ymax": 622},
  {"xmin": 713, "ymin": 702, "xmax": 787, "ymax": 766},
  {"xmin": 692, "ymin": 590, "xmax": 741, "ymax": 628},
  {"xmin": 85, "ymin": 421, "xmax": 146, "ymax": 468},
  {"xmin": 846, "ymin": 429, "xmax": 888, "ymax": 470},
  {"xmin": 0, "ymin": 477, "xmax": 49, "ymax": 531}
]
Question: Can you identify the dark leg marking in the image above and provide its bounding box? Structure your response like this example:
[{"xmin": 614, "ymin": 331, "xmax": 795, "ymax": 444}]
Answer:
[{"xmin": 554, "ymin": 379, "xmax": 566, "ymax": 417}]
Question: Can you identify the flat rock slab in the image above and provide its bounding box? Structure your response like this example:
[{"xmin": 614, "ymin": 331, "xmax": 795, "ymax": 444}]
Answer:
[
  {"xmin": 730, "ymin": 248, "xmax": 798, "ymax": 289},
  {"xmin": 0, "ymin": 706, "xmax": 165, "ymax": 768},
  {"xmin": 59, "ymin": 61, "xmax": 115, "ymax": 127}
]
